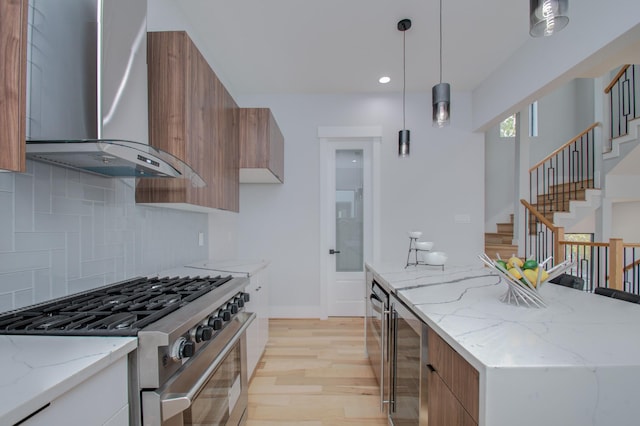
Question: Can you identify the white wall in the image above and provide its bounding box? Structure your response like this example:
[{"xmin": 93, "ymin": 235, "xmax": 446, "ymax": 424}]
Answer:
[
  {"xmin": 472, "ymin": 0, "xmax": 640, "ymax": 131},
  {"xmin": 612, "ymin": 201, "xmax": 640, "ymax": 241},
  {"xmin": 484, "ymin": 78, "xmax": 597, "ymax": 231},
  {"xmin": 235, "ymin": 92, "xmax": 484, "ymax": 317},
  {"xmin": 484, "ymin": 124, "xmax": 516, "ymax": 231}
]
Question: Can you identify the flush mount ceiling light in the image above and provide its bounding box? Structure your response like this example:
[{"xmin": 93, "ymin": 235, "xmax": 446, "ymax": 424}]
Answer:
[
  {"xmin": 529, "ymin": 0, "xmax": 569, "ymax": 37},
  {"xmin": 398, "ymin": 18, "xmax": 411, "ymax": 157},
  {"xmin": 432, "ymin": 0, "xmax": 450, "ymax": 128},
  {"xmin": 379, "ymin": 76, "xmax": 391, "ymax": 84}
]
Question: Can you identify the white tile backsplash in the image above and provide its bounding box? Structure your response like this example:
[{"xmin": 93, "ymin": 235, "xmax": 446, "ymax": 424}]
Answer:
[{"xmin": 0, "ymin": 161, "xmax": 208, "ymax": 312}]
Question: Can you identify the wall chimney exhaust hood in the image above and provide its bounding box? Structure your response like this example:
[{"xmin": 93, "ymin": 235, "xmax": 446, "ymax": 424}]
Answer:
[{"xmin": 25, "ymin": 0, "xmax": 205, "ymax": 187}]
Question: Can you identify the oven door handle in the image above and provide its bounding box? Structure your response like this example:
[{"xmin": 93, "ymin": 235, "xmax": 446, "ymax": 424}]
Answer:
[
  {"xmin": 161, "ymin": 395, "xmax": 192, "ymax": 420},
  {"xmin": 159, "ymin": 312, "xmax": 256, "ymax": 420}
]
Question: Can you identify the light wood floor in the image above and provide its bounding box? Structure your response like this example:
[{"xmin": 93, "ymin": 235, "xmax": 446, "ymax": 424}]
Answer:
[{"xmin": 246, "ymin": 317, "xmax": 388, "ymax": 426}]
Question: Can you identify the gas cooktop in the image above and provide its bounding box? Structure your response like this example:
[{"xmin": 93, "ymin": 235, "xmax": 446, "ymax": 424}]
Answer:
[{"xmin": 0, "ymin": 275, "xmax": 233, "ymax": 336}]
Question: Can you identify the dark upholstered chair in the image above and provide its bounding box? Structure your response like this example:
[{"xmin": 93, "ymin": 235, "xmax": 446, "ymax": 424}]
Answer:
[
  {"xmin": 594, "ymin": 287, "xmax": 640, "ymax": 304},
  {"xmin": 549, "ymin": 273, "xmax": 585, "ymax": 290}
]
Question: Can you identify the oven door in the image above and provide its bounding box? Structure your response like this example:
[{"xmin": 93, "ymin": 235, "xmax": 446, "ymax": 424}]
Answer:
[{"xmin": 142, "ymin": 312, "xmax": 255, "ymax": 426}]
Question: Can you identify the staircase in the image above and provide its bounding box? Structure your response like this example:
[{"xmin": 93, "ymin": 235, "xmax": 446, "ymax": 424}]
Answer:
[
  {"xmin": 484, "ymin": 214, "xmax": 518, "ymax": 259},
  {"xmin": 529, "ymin": 179, "xmax": 602, "ymax": 231}
]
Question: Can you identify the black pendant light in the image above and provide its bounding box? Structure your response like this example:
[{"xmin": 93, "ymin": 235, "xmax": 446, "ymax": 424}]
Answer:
[
  {"xmin": 529, "ymin": 0, "xmax": 569, "ymax": 37},
  {"xmin": 432, "ymin": 0, "xmax": 450, "ymax": 128},
  {"xmin": 398, "ymin": 19, "xmax": 411, "ymax": 157}
]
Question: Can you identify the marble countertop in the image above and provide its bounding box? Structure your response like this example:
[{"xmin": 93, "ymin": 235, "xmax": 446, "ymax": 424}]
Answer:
[
  {"xmin": 184, "ymin": 259, "xmax": 269, "ymax": 277},
  {"xmin": 367, "ymin": 261, "xmax": 640, "ymax": 425},
  {"xmin": 0, "ymin": 335, "xmax": 136, "ymax": 425}
]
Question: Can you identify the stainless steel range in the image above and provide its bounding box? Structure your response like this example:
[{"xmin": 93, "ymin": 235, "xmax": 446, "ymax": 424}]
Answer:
[{"xmin": 0, "ymin": 274, "xmax": 254, "ymax": 426}]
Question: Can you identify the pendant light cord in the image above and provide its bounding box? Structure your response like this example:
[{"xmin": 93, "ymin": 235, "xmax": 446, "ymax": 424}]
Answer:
[
  {"xmin": 402, "ymin": 28, "xmax": 406, "ymax": 129},
  {"xmin": 439, "ymin": 0, "xmax": 443, "ymax": 84}
]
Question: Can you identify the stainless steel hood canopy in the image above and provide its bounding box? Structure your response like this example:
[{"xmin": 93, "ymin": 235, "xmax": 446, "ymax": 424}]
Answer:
[{"xmin": 25, "ymin": 0, "xmax": 204, "ymax": 187}]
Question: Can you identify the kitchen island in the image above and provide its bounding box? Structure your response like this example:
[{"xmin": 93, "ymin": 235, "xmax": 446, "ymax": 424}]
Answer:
[{"xmin": 367, "ymin": 261, "xmax": 640, "ymax": 426}]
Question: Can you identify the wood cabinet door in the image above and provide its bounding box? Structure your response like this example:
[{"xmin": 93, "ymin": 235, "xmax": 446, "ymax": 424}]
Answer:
[
  {"xmin": 139, "ymin": 31, "xmax": 239, "ymax": 212},
  {"xmin": 0, "ymin": 0, "xmax": 27, "ymax": 172},
  {"xmin": 428, "ymin": 328, "xmax": 479, "ymax": 423},
  {"xmin": 428, "ymin": 370, "xmax": 477, "ymax": 426},
  {"xmin": 239, "ymin": 108, "xmax": 284, "ymax": 183}
]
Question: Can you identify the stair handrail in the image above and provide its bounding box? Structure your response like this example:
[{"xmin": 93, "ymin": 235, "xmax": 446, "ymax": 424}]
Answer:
[
  {"xmin": 624, "ymin": 258, "xmax": 640, "ymax": 273},
  {"xmin": 529, "ymin": 122, "xmax": 600, "ymax": 172},
  {"xmin": 521, "ymin": 199, "xmax": 557, "ymax": 230},
  {"xmin": 521, "ymin": 199, "xmax": 565, "ymax": 264},
  {"xmin": 604, "ymin": 64, "xmax": 630, "ymax": 94}
]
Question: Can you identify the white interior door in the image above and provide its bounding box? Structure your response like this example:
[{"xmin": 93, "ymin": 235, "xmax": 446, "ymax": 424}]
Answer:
[{"xmin": 320, "ymin": 132, "xmax": 377, "ymax": 317}]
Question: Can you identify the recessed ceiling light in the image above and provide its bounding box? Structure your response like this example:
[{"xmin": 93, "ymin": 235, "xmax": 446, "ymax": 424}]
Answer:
[{"xmin": 379, "ymin": 76, "xmax": 391, "ymax": 84}]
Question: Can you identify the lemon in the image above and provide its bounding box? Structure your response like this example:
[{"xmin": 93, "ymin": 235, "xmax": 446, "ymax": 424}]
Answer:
[
  {"xmin": 508, "ymin": 256, "xmax": 524, "ymax": 269},
  {"xmin": 534, "ymin": 267, "xmax": 549, "ymax": 282},
  {"xmin": 523, "ymin": 269, "xmax": 539, "ymax": 287},
  {"xmin": 508, "ymin": 268, "xmax": 522, "ymax": 280}
]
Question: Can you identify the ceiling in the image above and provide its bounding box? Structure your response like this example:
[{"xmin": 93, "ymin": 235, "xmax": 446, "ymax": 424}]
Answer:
[{"xmin": 176, "ymin": 0, "xmax": 531, "ymax": 96}]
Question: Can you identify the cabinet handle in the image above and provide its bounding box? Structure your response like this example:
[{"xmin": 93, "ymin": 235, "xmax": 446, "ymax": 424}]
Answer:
[{"xmin": 426, "ymin": 363, "xmax": 436, "ymax": 373}]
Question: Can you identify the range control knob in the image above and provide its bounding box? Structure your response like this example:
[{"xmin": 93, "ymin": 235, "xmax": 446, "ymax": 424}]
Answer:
[
  {"xmin": 219, "ymin": 309, "xmax": 231, "ymax": 322},
  {"xmin": 242, "ymin": 292, "xmax": 250, "ymax": 303},
  {"xmin": 171, "ymin": 337, "xmax": 195, "ymax": 360},
  {"xmin": 208, "ymin": 316, "xmax": 223, "ymax": 330},
  {"xmin": 235, "ymin": 296, "xmax": 245, "ymax": 308},
  {"xmin": 227, "ymin": 302, "xmax": 238, "ymax": 314},
  {"xmin": 195, "ymin": 325, "xmax": 213, "ymax": 342}
]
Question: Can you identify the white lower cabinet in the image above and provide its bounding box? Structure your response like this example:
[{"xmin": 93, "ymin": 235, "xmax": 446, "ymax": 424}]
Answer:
[
  {"xmin": 245, "ymin": 267, "xmax": 269, "ymax": 379},
  {"xmin": 23, "ymin": 357, "xmax": 129, "ymax": 425}
]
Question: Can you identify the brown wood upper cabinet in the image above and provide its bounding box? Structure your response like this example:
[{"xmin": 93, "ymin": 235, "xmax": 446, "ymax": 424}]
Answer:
[
  {"xmin": 239, "ymin": 108, "xmax": 284, "ymax": 183},
  {"xmin": 0, "ymin": 0, "xmax": 28, "ymax": 172},
  {"xmin": 136, "ymin": 31, "xmax": 239, "ymax": 212}
]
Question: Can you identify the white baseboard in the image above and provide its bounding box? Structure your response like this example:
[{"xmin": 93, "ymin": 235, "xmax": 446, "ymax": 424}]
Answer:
[{"xmin": 268, "ymin": 305, "xmax": 323, "ymax": 319}]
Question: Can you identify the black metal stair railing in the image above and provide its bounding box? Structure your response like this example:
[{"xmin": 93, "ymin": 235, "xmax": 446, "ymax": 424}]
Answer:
[
  {"xmin": 529, "ymin": 123, "xmax": 600, "ymax": 223},
  {"xmin": 605, "ymin": 64, "xmax": 640, "ymax": 151},
  {"xmin": 623, "ymin": 245, "xmax": 640, "ymax": 294}
]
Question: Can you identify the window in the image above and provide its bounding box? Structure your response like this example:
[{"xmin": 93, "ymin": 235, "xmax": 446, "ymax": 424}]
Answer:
[
  {"xmin": 529, "ymin": 101, "xmax": 538, "ymax": 137},
  {"xmin": 499, "ymin": 114, "xmax": 516, "ymax": 138}
]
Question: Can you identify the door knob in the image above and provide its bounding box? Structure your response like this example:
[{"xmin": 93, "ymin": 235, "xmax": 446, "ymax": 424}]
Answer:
[{"xmin": 329, "ymin": 249, "xmax": 341, "ymax": 254}]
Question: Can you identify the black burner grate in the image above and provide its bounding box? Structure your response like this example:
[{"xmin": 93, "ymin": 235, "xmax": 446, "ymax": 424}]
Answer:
[{"xmin": 0, "ymin": 275, "xmax": 232, "ymax": 336}]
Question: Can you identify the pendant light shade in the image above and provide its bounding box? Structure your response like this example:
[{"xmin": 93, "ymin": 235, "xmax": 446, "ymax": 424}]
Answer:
[
  {"xmin": 398, "ymin": 129, "xmax": 410, "ymax": 157},
  {"xmin": 398, "ymin": 18, "xmax": 411, "ymax": 157},
  {"xmin": 432, "ymin": 0, "xmax": 450, "ymax": 128},
  {"xmin": 529, "ymin": 0, "xmax": 569, "ymax": 37},
  {"xmin": 432, "ymin": 83, "xmax": 450, "ymax": 128}
]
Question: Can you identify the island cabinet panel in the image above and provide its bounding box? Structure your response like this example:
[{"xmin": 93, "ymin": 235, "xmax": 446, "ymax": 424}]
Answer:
[
  {"xmin": 0, "ymin": 0, "xmax": 27, "ymax": 172},
  {"xmin": 136, "ymin": 31, "xmax": 239, "ymax": 212},
  {"xmin": 239, "ymin": 108, "xmax": 284, "ymax": 183},
  {"xmin": 429, "ymin": 327, "xmax": 479, "ymax": 424},
  {"xmin": 428, "ymin": 370, "xmax": 477, "ymax": 426}
]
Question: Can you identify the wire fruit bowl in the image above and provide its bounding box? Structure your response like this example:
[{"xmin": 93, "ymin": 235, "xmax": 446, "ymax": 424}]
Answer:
[{"xmin": 478, "ymin": 253, "xmax": 575, "ymax": 308}]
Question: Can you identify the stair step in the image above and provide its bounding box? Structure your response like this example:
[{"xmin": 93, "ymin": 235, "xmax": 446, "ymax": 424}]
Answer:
[
  {"xmin": 496, "ymin": 223, "xmax": 514, "ymax": 234},
  {"xmin": 485, "ymin": 232, "xmax": 514, "ymax": 244},
  {"xmin": 542, "ymin": 179, "xmax": 594, "ymax": 194},
  {"xmin": 536, "ymin": 190, "xmax": 587, "ymax": 207},
  {"xmin": 484, "ymin": 243, "xmax": 518, "ymax": 260}
]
